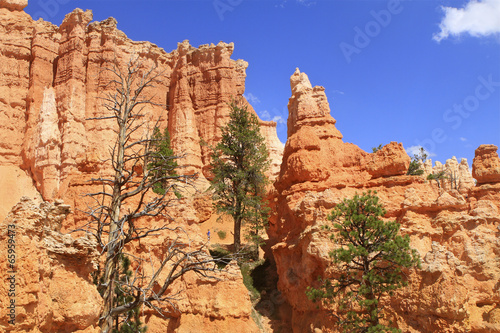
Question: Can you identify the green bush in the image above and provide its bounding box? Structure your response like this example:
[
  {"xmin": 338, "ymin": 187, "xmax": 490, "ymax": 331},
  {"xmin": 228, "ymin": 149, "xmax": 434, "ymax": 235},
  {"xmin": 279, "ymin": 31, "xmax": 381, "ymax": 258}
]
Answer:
[
  {"xmin": 372, "ymin": 144, "xmax": 383, "ymax": 153},
  {"xmin": 240, "ymin": 259, "xmax": 266, "ymax": 302},
  {"xmin": 217, "ymin": 230, "xmax": 227, "ymax": 240}
]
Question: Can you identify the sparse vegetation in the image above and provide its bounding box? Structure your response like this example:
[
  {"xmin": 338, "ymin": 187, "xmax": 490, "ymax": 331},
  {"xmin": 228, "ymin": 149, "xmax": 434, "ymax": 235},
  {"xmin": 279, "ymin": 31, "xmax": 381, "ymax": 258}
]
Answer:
[
  {"xmin": 372, "ymin": 144, "xmax": 383, "ymax": 153},
  {"xmin": 217, "ymin": 230, "xmax": 227, "ymax": 240},
  {"xmin": 240, "ymin": 259, "xmax": 265, "ymax": 302},
  {"xmin": 209, "ymin": 246, "xmax": 232, "ymax": 269},
  {"xmin": 112, "ymin": 256, "xmax": 147, "ymax": 333},
  {"xmin": 427, "ymin": 170, "xmax": 447, "ymax": 188},
  {"xmin": 407, "ymin": 147, "xmax": 427, "ymax": 176}
]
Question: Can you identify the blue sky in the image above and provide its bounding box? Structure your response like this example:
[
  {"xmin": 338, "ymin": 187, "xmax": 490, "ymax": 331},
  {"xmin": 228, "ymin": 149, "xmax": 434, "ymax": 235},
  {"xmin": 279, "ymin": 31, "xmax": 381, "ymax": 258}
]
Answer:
[{"xmin": 25, "ymin": 0, "xmax": 500, "ymax": 167}]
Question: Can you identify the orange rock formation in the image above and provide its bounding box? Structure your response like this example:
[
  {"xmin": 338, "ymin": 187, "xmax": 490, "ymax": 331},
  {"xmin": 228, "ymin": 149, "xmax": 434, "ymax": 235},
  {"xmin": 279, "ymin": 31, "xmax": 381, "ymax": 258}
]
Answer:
[
  {"xmin": 269, "ymin": 69, "xmax": 500, "ymax": 332},
  {"xmin": 0, "ymin": 198, "xmax": 259, "ymax": 333},
  {"xmin": 0, "ymin": 3, "xmax": 283, "ymax": 207},
  {"xmin": 1, "ymin": 2, "xmax": 498, "ymax": 332},
  {"xmin": 0, "ymin": 3, "xmax": 275, "ymax": 332},
  {"xmin": 0, "ymin": 197, "xmax": 101, "ymax": 333},
  {"xmin": 473, "ymin": 144, "xmax": 500, "ymax": 184}
]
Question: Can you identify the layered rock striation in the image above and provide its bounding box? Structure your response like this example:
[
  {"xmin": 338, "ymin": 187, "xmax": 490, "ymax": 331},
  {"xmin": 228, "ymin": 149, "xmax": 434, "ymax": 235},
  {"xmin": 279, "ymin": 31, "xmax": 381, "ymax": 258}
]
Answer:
[
  {"xmin": 0, "ymin": 4, "xmax": 283, "ymax": 208},
  {"xmin": 0, "ymin": 3, "xmax": 272, "ymax": 332},
  {"xmin": 269, "ymin": 69, "xmax": 500, "ymax": 332}
]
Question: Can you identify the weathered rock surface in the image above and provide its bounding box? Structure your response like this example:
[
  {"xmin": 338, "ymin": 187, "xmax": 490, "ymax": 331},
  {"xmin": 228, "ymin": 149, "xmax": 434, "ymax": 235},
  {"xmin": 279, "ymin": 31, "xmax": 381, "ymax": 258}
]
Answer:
[
  {"xmin": 269, "ymin": 69, "xmax": 500, "ymax": 333},
  {"xmin": 0, "ymin": 5, "xmax": 269, "ymax": 332},
  {"xmin": 0, "ymin": 165, "xmax": 41, "ymax": 222},
  {"xmin": 473, "ymin": 144, "xmax": 500, "ymax": 184},
  {"xmin": 0, "ymin": 197, "xmax": 259, "ymax": 333},
  {"xmin": 0, "ymin": 5, "xmax": 282, "ymax": 205},
  {"xmin": 277, "ymin": 69, "xmax": 366, "ymax": 195},
  {"xmin": 0, "ymin": 0, "xmax": 27, "ymax": 11},
  {"xmin": 0, "ymin": 197, "xmax": 101, "ymax": 332},
  {"xmin": 365, "ymin": 141, "xmax": 410, "ymax": 178}
]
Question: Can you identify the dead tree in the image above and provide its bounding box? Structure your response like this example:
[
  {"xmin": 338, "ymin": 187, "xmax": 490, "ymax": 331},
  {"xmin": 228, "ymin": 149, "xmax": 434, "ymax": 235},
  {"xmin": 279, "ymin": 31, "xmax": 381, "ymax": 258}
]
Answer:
[{"xmin": 80, "ymin": 57, "xmax": 223, "ymax": 333}]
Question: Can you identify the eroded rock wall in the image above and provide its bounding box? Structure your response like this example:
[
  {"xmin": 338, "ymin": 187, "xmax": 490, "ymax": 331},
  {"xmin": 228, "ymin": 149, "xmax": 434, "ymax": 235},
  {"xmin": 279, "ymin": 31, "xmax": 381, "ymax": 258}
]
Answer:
[
  {"xmin": 0, "ymin": 4, "xmax": 283, "ymax": 208},
  {"xmin": 269, "ymin": 69, "xmax": 500, "ymax": 332},
  {"xmin": 0, "ymin": 3, "xmax": 271, "ymax": 332},
  {"xmin": 0, "ymin": 197, "xmax": 101, "ymax": 333},
  {"xmin": 0, "ymin": 197, "xmax": 260, "ymax": 333}
]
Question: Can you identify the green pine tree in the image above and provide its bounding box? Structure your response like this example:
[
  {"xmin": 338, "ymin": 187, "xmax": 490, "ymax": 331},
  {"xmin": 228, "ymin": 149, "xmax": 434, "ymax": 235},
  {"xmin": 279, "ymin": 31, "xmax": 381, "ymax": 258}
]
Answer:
[
  {"xmin": 307, "ymin": 191, "xmax": 420, "ymax": 333},
  {"xmin": 209, "ymin": 100, "xmax": 270, "ymax": 252},
  {"xmin": 92, "ymin": 255, "xmax": 148, "ymax": 333},
  {"xmin": 147, "ymin": 127, "xmax": 179, "ymax": 196}
]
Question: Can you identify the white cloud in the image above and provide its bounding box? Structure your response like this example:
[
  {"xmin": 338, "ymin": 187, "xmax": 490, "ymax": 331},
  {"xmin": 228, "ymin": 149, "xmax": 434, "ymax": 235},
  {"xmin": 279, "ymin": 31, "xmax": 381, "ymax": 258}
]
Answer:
[
  {"xmin": 272, "ymin": 115, "xmax": 287, "ymax": 125},
  {"xmin": 460, "ymin": 137, "xmax": 468, "ymax": 142},
  {"xmin": 297, "ymin": 0, "xmax": 316, "ymax": 7},
  {"xmin": 406, "ymin": 145, "xmax": 436, "ymax": 158},
  {"xmin": 433, "ymin": 0, "xmax": 500, "ymax": 42},
  {"xmin": 276, "ymin": 0, "xmax": 316, "ymax": 8},
  {"xmin": 243, "ymin": 92, "xmax": 260, "ymax": 105},
  {"xmin": 260, "ymin": 110, "xmax": 271, "ymax": 120},
  {"xmin": 257, "ymin": 108, "xmax": 287, "ymax": 126}
]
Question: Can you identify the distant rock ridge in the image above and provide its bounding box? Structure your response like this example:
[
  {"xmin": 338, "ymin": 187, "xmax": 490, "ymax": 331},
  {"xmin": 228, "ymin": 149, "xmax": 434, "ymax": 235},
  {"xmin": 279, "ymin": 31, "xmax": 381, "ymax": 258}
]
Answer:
[
  {"xmin": 268, "ymin": 69, "xmax": 500, "ymax": 332},
  {"xmin": 423, "ymin": 156, "xmax": 475, "ymax": 193}
]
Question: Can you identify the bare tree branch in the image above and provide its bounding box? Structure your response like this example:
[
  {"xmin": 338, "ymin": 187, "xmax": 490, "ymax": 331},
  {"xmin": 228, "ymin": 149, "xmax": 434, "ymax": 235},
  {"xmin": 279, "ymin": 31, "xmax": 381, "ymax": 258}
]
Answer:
[{"xmin": 80, "ymin": 55, "xmax": 229, "ymax": 333}]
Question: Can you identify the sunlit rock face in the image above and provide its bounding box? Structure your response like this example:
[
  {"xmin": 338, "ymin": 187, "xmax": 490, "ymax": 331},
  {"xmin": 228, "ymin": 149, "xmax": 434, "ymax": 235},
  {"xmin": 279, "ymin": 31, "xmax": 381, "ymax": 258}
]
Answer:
[
  {"xmin": 473, "ymin": 144, "xmax": 500, "ymax": 185},
  {"xmin": 269, "ymin": 69, "xmax": 500, "ymax": 333},
  {"xmin": 0, "ymin": 197, "xmax": 102, "ymax": 333},
  {"xmin": 0, "ymin": 5, "xmax": 274, "ymax": 332},
  {"xmin": 0, "ymin": 5, "xmax": 282, "ymax": 207}
]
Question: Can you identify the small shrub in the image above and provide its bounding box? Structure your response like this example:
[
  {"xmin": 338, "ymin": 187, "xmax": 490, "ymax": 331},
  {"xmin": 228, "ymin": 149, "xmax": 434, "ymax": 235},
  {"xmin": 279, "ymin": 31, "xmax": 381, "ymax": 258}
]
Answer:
[
  {"xmin": 240, "ymin": 259, "xmax": 265, "ymax": 302},
  {"xmin": 372, "ymin": 144, "xmax": 383, "ymax": 153},
  {"xmin": 217, "ymin": 230, "xmax": 227, "ymax": 240}
]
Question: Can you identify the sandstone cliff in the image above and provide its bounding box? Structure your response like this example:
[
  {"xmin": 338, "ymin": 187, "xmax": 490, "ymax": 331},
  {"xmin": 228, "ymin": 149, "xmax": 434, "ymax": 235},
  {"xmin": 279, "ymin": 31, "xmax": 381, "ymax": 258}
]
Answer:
[
  {"xmin": 269, "ymin": 69, "xmax": 500, "ymax": 332},
  {"xmin": 0, "ymin": 197, "xmax": 101, "ymax": 333},
  {"xmin": 0, "ymin": 2, "xmax": 283, "ymax": 213},
  {"xmin": 0, "ymin": 2, "xmax": 274, "ymax": 332},
  {"xmin": 1, "ymin": 2, "xmax": 498, "ymax": 332},
  {"xmin": 0, "ymin": 198, "xmax": 259, "ymax": 333}
]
